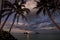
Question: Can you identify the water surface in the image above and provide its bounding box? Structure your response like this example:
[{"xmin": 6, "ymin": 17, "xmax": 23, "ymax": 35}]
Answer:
[{"xmin": 12, "ymin": 33, "xmax": 60, "ymax": 40}]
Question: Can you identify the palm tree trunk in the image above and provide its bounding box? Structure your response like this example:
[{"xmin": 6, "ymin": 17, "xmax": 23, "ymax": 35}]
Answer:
[
  {"xmin": 0, "ymin": 13, "xmax": 12, "ymax": 31},
  {"xmin": 9, "ymin": 13, "xmax": 17, "ymax": 32},
  {"xmin": 47, "ymin": 9, "xmax": 60, "ymax": 30}
]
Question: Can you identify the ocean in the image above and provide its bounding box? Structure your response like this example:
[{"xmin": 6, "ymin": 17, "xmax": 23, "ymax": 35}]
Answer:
[{"xmin": 11, "ymin": 33, "xmax": 60, "ymax": 40}]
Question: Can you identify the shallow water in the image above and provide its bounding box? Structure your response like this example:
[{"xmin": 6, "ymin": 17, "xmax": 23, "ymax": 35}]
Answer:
[{"xmin": 12, "ymin": 33, "xmax": 60, "ymax": 40}]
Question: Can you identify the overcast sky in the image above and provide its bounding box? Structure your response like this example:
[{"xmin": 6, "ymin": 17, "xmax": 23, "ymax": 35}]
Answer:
[{"xmin": 1, "ymin": 0, "xmax": 60, "ymax": 32}]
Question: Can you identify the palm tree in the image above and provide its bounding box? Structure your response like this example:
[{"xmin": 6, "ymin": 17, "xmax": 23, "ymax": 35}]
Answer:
[
  {"xmin": 0, "ymin": 0, "xmax": 30, "ymax": 32},
  {"xmin": 34, "ymin": 0, "xmax": 60, "ymax": 29}
]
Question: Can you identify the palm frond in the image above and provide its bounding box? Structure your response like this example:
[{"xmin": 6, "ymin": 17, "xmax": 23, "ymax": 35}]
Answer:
[
  {"xmin": 3, "ymin": 1, "xmax": 13, "ymax": 8},
  {"xmin": 43, "ymin": 8, "xmax": 46, "ymax": 16},
  {"xmin": 2, "ymin": 11, "xmax": 14, "ymax": 18},
  {"xmin": 52, "ymin": 8, "xmax": 56, "ymax": 14},
  {"xmin": 36, "ymin": 7, "xmax": 43, "ymax": 15},
  {"xmin": 21, "ymin": 13, "xmax": 27, "ymax": 20},
  {"xmin": 23, "ymin": 8, "xmax": 30, "ymax": 14},
  {"xmin": 0, "ymin": 9, "xmax": 12, "ymax": 14},
  {"xmin": 17, "ymin": 14, "xmax": 20, "ymax": 24},
  {"xmin": 21, "ymin": 0, "xmax": 26, "ymax": 4},
  {"xmin": 34, "ymin": 1, "xmax": 41, "ymax": 9},
  {"xmin": 2, "ymin": 13, "xmax": 8, "ymax": 18}
]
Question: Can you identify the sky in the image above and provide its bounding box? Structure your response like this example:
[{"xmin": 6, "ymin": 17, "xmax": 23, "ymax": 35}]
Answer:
[{"xmin": 1, "ymin": 0, "xmax": 60, "ymax": 33}]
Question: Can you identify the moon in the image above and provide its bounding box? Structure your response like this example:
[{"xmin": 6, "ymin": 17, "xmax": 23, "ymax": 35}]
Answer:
[{"xmin": 25, "ymin": 0, "xmax": 37, "ymax": 9}]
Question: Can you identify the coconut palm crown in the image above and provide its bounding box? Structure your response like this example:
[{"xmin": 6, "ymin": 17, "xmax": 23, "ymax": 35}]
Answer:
[
  {"xmin": 0, "ymin": 0, "xmax": 30, "ymax": 32},
  {"xmin": 34, "ymin": 0, "xmax": 60, "ymax": 29}
]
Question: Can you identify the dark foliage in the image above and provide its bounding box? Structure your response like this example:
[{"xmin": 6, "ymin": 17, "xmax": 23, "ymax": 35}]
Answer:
[
  {"xmin": 34, "ymin": 0, "xmax": 60, "ymax": 15},
  {"xmin": 0, "ymin": 0, "xmax": 30, "ymax": 32},
  {"xmin": 0, "ymin": 31, "xmax": 17, "ymax": 40},
  {"xmin": 34, "ymin": 0, "xmax": 60, "ymax": 29}
]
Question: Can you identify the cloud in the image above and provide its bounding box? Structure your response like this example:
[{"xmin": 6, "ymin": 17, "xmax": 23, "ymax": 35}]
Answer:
[
  {"xmin": 40, "ymin": 27, "xmax": 56, "ymax": 30},
  {"xmin": 3, "ymin": 28, "xmax": 33, "ymax": 33}
]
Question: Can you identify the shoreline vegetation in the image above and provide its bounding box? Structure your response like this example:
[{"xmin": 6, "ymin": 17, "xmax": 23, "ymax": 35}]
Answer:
[{"xmin": 0, "ymin": 30, "xmax": 17, "ymax": 40}]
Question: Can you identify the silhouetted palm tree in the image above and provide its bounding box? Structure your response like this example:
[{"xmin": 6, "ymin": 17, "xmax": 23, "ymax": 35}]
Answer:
[
  {"xmin": 34, "ymin": 0, "xmax": 60, "ymax": 29},
  {"xmin": 0, "ymin": 0, "xmax": 30, "ymax": 32}
]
